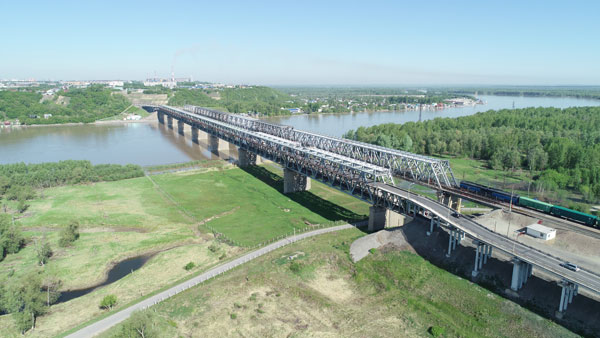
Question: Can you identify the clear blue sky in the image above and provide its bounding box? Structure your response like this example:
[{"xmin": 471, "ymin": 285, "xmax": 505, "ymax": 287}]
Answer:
[{"xmin": 2, "ymin": 0, "xmax": 599, "ymax": 85}]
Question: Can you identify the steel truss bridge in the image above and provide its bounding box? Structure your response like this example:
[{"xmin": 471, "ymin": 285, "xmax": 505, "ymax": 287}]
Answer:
[
  {"xmin": 183, "ymin": 105, "xmax": 457, "ymax": 188},
  {"xmin": 153, "ymin": 105, "xmax": 600, "ymax": 310}
]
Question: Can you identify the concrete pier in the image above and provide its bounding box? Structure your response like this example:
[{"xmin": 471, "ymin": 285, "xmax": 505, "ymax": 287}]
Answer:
[
  {"xmin": 157, "ymin": 111, "xmax": 164, "ymax": 124},
  {"xmin": 283, "ymin": 169, "xmax": 311, "ymax": 194},
  {"xmin": 191, "ymin": 127, "xmax": 199, "ymax": 144},
  {"xmin": 472, "ymin": 241, "xmax": 492, "ymax": 277},
  {"xmin": 510, "ymin": 258, "xmax": 533, "ymax": 291},
  {"xmin": 368, "ymin": 206, "xmax": 413, "ymax": 232},
  {"xmin": 445, "ymin": 227, "xmax": 464, "ymax": 257},
  {"xmin": 209, "ymin": 135, "xmax": 229, "ymax": 152},
  {"xmin": 177, "ymin": 120, "xmax": 185, "ymax": 135},
  {"xmin": 167, "ymin": 115, "xmax": 173, "ymax": 129},
  {"xmin": 238, "ymin": 148, "xmax": 259, "ymax": 167},
  {"xmin": 427, "ymin": 216, "xmax": 440, "ymax": 236},
  {"xmin": 556, "ymin": 280, "xmax": 578, "ymax": 317},
  {"xmin": 437, "ymin": 192, "xmax": 462, "ymax": 212}
]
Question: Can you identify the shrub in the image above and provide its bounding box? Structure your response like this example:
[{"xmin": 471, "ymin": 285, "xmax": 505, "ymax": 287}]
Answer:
[
  {"xmin": 230, "ymin": 313, "xmax": 237, "ymax": 319},
  {"xmin": 184, "ymin": 262, "xmax": 195, "ymax": 271},
  {"xmin": 208, "ymin": 243, "xmax": 219, "ymax": 252},
  {"xmin": 369, "ymin": 248, "xmax": 377, "ymax": 254},
  {"xmin": 428, "ymin": 326, "xmax": 445, "ymax": 337},
  {"xmin": 289, "ymin": 261, "xmax": 302, "ymax": 273},
  {"xmin": 59, "ymin": 220, "xmax": 80, "ymax": 247},
  {"xmin": 100, "ymin": 294, "xmax": 118, "ymax": 310},
  {"xmin": 36, "ymin": 241, "xmax": 52, "ymax": 266}
]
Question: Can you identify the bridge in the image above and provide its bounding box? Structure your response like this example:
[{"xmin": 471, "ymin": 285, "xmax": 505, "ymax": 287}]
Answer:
[{"xmin": 150, "ymin": 104, "xmax": 600, "ymax": 317}]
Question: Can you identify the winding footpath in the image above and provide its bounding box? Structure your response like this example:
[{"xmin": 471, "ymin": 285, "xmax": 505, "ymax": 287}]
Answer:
[{"xmin": 65, "ymin": 223, "xmax": 356, "ymax": 338}]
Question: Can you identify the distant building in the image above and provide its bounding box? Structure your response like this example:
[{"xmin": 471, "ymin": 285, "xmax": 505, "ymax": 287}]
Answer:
[
  {"xmin": 124, "ymin": 114, "xmax": 142, "ymax": 121},
  {"xmin": 43, "ymin": 114, "xmax": 52, "ymax": 119}
]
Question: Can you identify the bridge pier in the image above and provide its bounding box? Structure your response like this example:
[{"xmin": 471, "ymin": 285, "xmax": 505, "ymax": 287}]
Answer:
[
  {"xmin": 177, "ymin": 120, "xmax": 185, "ymax": 135},
  {"xmin": 427, "ymin": 215, "xmax": 440, "ymax": 236},
  {"xmin": 167, "ymin": 115, "xmax": 173, "ymax": 129},
  {"xmin": 368, "ymin": 206, "xmax": 412, "ymax": 232},
  {"xmin": 471, "ymin": 241, "xmax": 492, "ymax": 277},
  {"xmin": 283, "ymin": 169, "xmax": 311, "ymax": 194},
  {"xmin": 510, "ymin": 258, "xmax": 532, "ymax": 291},
  {"xmin": 157, "ymin": 111, "xmax": 164, "ymax": 124},
  {"xmin": 238, "ymin": 148, "xmax": 261, "ymax": 167},
  {"xmin": 209, "ymin": 135, "xmax": 229, "ymax": 151},
  {"xmin": 556, "ymin": 280, "xmax": 578, "ymax": 318},
  {"xmin": 191, "ymin": 127, "xmax": 199, "ymax": 143},
  {"xmin": 445, "ymin": 227, "xmax": 465, "ymax": 257},
  {"xmin": 437, "ymin": 192, "xmax": 462, "ymax": 212}
]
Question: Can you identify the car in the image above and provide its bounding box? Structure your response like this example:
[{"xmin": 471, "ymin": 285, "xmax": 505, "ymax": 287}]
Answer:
[
  {"xmin": 452, "ymin": 212, "xmax": 461, "ymax": 218},
  {"xmin": 562, "ymin": 262, "xmax": 580, "ymax": 272}
]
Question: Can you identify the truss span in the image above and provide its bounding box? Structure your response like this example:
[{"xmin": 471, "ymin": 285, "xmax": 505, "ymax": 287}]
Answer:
[{"xmin": 183, "ymin": 105, "xmax": 457, "ymax": 188}]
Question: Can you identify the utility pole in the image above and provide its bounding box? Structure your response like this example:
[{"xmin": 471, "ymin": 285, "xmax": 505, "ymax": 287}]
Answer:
[{"xmin": 418, "ymin": 104, "xmax": 422, "ymax": 122}]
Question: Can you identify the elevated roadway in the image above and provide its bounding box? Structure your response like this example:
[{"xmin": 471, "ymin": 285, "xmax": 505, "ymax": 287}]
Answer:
[{"xmin": 373, "ymin": 183, "xmax": 600, "ymax": 294}]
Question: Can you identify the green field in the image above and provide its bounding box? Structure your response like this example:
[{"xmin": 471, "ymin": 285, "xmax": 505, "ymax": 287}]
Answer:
[
  {"xmin": 99, "ymin": 229, "xmax": 576, "ymax": 338},
  {"xmin": 0, "ymin": 164, "xmax": 369, "ymax": 337}
]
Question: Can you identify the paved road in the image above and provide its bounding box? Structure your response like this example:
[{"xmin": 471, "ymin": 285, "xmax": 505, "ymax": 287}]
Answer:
[
  {"xmin": 375, "ymin": 183, "xmax": 600, "ymax": 294},
  {"xmin": 65, "ymin": 224, "xmax": 356, "ymax": 338}
]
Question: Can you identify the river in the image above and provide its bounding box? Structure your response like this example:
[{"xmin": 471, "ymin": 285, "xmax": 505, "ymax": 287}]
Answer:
[{"xmin": 1, "ymin": 95, "xmax": 599, "ymax": 165}]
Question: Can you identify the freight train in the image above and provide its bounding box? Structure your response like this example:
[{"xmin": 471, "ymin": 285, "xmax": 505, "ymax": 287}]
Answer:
[{"xmin": 459, "ymin": 180, "xmax": 599, "ymax": 227}]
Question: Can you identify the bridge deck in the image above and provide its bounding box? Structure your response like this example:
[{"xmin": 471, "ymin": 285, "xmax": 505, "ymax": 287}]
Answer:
[{"xmin": 372, "ymin": 182, "xmax": 600, "ymax": 294}]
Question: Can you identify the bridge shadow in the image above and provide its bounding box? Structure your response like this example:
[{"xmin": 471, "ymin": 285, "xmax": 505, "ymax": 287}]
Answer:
[
  {"xmin": 397, "ymin": 218, "xmax": 600, "ymax": 337},
  {"xmin": 241, "ymin": 166, "xmax": 367, "ymax": 226}
]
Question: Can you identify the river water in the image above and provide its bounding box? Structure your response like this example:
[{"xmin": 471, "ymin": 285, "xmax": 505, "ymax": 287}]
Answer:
[{"xmin": 1, "ymin": 95, "xmax": 599, "ymax": 165}]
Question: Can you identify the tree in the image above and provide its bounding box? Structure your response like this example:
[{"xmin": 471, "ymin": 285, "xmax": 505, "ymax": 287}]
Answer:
[
  {"xmin": 35, "ymin": 240, "xmax": 52, "ymax": 266},
  {"xmin": 8, "ymin": 273, "xmax": 47, "ymax": 333},
  {"xmin": 100, "ymin": 294, "xmax": 117, "ymax": 310},
  {"xmin": 117, "ymin": 311, "xmax": 158, "ymax": 338},
  {"xmin": 59, "ymin": 220, "xmax": 80, "ymax": 247},
  {"xmin": 41, "ymin": 275, "xmax": 62, "ymax": 306}
]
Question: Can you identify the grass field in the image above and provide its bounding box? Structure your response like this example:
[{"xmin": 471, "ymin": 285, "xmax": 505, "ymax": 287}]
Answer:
[
  {"xmin": 0, "ymin": 164, "xmax": 369, "ymax": 337},
  {"xmin": 99, "ymin": 228, "xmax": 576, "ymax": 338}
]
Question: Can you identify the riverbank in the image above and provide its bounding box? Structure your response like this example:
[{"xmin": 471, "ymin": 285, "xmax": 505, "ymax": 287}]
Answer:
[
  {"xmin": 97, "ymin": 227, "xmax": 578, "ymax": 338},
  {"xmin": 0, "ymin": 164, "xmax": 368, "ymax": 337}
]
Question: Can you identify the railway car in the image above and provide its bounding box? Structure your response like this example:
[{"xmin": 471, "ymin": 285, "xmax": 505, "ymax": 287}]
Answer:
[
  {"xmin": 489, "ymin": 188, "xmax": 519, "ymax": 205},
  {"xmin": 517, "ymin": 196, "xmax": 553, "ymax": 213},
  {"xmin": 550, "ymin": 205, "xmax": 598, "ymax": 226},
  {"xmin": 459, "ymin": 181, "xmax": 485, "ymax": 193}
]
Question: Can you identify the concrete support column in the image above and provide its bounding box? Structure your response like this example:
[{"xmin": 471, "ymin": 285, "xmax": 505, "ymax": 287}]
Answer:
[
  {"xmin": 157, "ymin": 111, "xmax": 164, "ymax": 124},
  {"xmin": 238, "ymin": 148, "xmax": 257, "ymax": 167},
  {"xmin": 368, "ymin": 206, "xmax": 387, "ymax": 232},
  {"xmin": 167, "ymin": 115, "xmax": 173, "ymax": 129},
  {"xmin": 209, "ymin": 135, "xmax": 229, "ymax": 151},
  {"xmin": 446, "ymin": 227, "xmax": 454, "ymax": 257},
  {"xmin": 428, "ymin": 216, "xmax": 435, "ymax": 236},
  {"xmin": 177, "ymin": 120, "xmax": 185, "ymax": 135},
  {"xmin": 191, "ymin": 127, "xmax": 199, "ymax": 144},
  {"xmin": 558, "ymin": 283, "xmax": 567, "ymax": 313},
  {"xmin": 510, "ymin": 259, "xmax": 521, "ymax": 291},
  {"xmin": 368, "ymin": 206, "xmax": 412, "ymax": 232},
  {"xmin": 283, "ymin": 168, "xmax": 311, "ymax": 194},
  {"xmin": 472, "ymin": 240, "xmax": 481, "ymax": 276}
]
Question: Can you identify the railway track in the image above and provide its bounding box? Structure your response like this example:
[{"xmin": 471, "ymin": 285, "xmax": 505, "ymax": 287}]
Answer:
[{"xmin": 443, "ymin": 186, "xmax": 600, "ymax": 240}]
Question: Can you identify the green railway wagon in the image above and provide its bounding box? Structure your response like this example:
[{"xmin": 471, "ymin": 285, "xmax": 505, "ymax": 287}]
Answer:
[
  {"xmin": 518, "ymin": 196, "xmax": 553, "ymax": 213},
  {"xmin": 550, "ymin": 205, "xmax": 597, "ymax": 226}
]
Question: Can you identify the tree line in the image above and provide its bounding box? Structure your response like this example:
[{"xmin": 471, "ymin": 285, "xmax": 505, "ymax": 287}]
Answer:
[
  {"xmin": 343, "ymin": 106, "xmax": 600, "ymax": 204},
  {"xmin": 168, "ymin": 86, "xmax": 298, "ymax": 116},
  {"xmin": 0, "ymin": 85, "xmax": 130, "ymax": 124},
  {"xmin": 0, "ymin": 160, "xmax": 144, "ymax": 215}
]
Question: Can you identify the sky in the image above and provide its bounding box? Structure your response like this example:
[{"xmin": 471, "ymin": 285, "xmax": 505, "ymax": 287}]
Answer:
[{"xmin": 1, "ymin": 0, "xmax": 599, "ymax": 85}]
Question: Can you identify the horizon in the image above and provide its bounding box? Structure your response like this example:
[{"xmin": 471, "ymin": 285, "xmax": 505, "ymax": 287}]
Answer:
[{"xmin": 2, "ymin": 0, "xmax": 599, "ymax": 85}]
